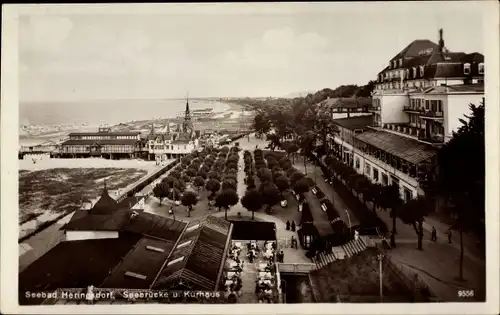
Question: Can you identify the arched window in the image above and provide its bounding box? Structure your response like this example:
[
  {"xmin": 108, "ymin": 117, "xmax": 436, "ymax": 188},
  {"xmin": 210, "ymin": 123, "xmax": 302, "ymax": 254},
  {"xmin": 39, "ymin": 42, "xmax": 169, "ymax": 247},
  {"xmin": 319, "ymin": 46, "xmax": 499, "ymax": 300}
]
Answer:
[
  {"xmin": 478, "ymin": 62, "xmax": 484, "ymax": 75},
  {"xmin": 412, "ymin": 67, "xmax": 417, "ymax": 78},
  {"xmin": 463, "ymin": 63, "xmax": 471, "ymax": 75},
  {"xmin": 419, "ymin": 65, "xmax": 425, "ymax": 77}
]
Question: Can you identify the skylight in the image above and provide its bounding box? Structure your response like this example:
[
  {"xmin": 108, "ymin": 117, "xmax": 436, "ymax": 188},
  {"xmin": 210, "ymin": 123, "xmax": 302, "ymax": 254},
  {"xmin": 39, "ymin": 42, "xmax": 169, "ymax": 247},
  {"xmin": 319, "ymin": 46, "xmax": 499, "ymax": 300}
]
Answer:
[
  {"xmin": 146, "ymin": 245, "xmax": 165, "ymax": 253},
  {"xmin": 125, "ymin": 271, "xmax": 147, "ymax": 280},
  {"xmin": 185, "ymin": 224, "xmax": 200, "ymax": 232},
  {"xmin": 167, "ymin": 256, "xmax": 185, "ymax": 266},
  {"xmin": 176, "ymin": 240, "xmax": 192, "ymax": 249}
]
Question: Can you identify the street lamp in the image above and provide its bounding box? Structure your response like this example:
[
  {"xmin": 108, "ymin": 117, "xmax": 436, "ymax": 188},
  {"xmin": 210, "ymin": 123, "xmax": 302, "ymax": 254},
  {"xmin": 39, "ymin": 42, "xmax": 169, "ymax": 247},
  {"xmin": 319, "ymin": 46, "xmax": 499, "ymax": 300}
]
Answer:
[
  {"xmin": 377, "ymin": 254, "xmax": 384, "ymax": 302},
  {"xmin": 345, "ymin": 209, "xmax": 352, "ymax": 235}
]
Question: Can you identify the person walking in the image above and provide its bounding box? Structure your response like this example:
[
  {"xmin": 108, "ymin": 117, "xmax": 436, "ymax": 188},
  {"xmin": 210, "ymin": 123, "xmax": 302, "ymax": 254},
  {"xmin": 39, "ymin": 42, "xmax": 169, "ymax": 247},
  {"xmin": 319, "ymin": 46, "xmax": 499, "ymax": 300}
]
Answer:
[
  {"xmin": 431, "ymin": 227, "xmax": 437, "ymax": 242},
  {"xmin": 286, "ymin": 220, "xmax": 290, "ymax": 231},
  {"xmin": 291, "ymin": 221, "xmax": 296, "ymax": 232},
  {"xmin": 447, "ymin": 229, "xmax": 452, "ymax": 243}
]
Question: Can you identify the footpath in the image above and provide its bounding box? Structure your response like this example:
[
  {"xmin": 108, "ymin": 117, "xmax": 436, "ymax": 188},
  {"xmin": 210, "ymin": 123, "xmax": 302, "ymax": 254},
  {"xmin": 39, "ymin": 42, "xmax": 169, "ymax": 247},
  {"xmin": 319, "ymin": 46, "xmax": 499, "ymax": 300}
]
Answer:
[{"xmin": 299, "ymin": 154, "xmax": 486, "ymax": 302}]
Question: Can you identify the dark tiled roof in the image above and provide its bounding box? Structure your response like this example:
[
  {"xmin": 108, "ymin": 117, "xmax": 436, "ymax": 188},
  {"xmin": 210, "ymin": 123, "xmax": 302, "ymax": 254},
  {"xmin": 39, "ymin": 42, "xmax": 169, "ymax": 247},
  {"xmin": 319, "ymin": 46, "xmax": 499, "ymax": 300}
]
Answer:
[
  {"xmin": 332, "ymin": 116, "xmax": 374, "ymax": 131},
  {"xmin": 18, "ymin": 234, "xmax": 141, "ymax": 305},
  {"xmin": 61, "ymin": 139, "xmax": 139, "ymax": 146},
  {"xmin": 152, "ymin": 216, "xmax": 231, "ymax": 291},
  {"xmin": 91, "ymin": 189, "xmax": 120, "ymax": 215},
  {"xmin": 63, "ymin": 210, "xmax": 130, "ymax": 231},
  {"xmin": 68, "ymin": 132, "xmax": 141, "ymax": 136},
  {"xmin": 423, "ymin": 84, "xmax": 484, "ymax": 94},
  {"xmin": 100, "ymin": 237, "xmax": 175, "ymax": 289},
  {"xmin": 461, "ymin": 52, "xmax": 484, "ymax": 63},
  {"xmin": 355, "ymin": 130, "xmax": 437, "ymax": 164},
  {"xmin": 390, "ymin": 39, "xmax": 440, "ymax": 61},
  {"xmin": 122, "ymin": 212, "xmax": 187, "ymax": 242}
]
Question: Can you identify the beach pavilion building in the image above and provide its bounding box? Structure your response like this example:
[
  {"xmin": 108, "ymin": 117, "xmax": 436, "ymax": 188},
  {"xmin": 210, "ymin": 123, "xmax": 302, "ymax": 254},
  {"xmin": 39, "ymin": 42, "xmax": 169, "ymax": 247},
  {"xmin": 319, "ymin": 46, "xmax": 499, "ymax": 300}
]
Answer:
[
  {"xmin": 328, "ymin": 29, "xmax": 484, "ymax": 200},
  {"xmin": 18, "ymin": 186, "xmax": 233, "ymax": 305}
]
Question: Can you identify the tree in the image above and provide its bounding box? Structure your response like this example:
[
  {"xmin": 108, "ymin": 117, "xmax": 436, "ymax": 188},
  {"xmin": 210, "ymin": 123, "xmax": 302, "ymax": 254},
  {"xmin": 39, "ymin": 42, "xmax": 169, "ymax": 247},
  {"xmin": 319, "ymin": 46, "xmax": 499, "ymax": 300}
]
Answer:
[
  {"xmin": 168, "ymin": 188, "xmax": 182, "ymax": 202},
  {"xmin": 241, "ymin": 189, "xmax": 263, "ymax": 220},
  {"xmin": 222, "ymin": 179, "xmax": 237, "ymax": 191},
  {"xmin": 286, "ymin": 143, "xmax": 299, "ymax": 164},
  {"xmin": 298, "ymin": 131, "xmax": 317, "ymax": 174},
  {"xmin": 437, "ymin": 100, "xmax": 485, "ymax": 280},
  {"xmin": 275, "ymin": 176, "xmax": 290, "ymax": 197},
  {"xmin": 170, "ymin": 170, "xmax": 182, "ymax": 180},
  {"xmin": 253, "ymin": 111, "xmax": 271, "ymax": 137},
  {"xmin": 260, "ymin": 183, "xmax": 281, "ymax": 214},
  {"xmin": 205, "ymin": 178, "xmax": 221, "ymax": 199},
  {"xmin": 181, "ymin": 191, "xmax": 198, "ymax": 217},
  {"xmin": 290, "ymin": 172, "xmax": 305, "ymax": 186},
  {"xmin": 379, "ymin": 184, "xmax": 403, "ymax": 247},
  {"xmin": 153, "ymin": 182, "xmax": 169, "ymax": 205},
  {"xmin": 398, "ymin": 197, "xmax": 432, "ymax": 250},
  {"xmin": 293, "ymin": 177, "xmax": 310, "ymax": 202},
  {"xmin": 193, "ymin": 176, "xmax": 205, "ymax": 193},
  {"xmin": 258, "ymin": 168, "xmax": 273, "ymax": 183},
  {"xmin": 215, "ymin": 189, "xmax": 239, "ymax": 220}
]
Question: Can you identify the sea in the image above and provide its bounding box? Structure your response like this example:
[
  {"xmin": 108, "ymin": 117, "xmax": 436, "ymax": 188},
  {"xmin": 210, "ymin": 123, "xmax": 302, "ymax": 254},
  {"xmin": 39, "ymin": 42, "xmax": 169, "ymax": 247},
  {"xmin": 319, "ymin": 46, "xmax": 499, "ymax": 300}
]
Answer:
[{"xmin": 19, "ymin": 99, "xmax": 230, "ymax": 127}]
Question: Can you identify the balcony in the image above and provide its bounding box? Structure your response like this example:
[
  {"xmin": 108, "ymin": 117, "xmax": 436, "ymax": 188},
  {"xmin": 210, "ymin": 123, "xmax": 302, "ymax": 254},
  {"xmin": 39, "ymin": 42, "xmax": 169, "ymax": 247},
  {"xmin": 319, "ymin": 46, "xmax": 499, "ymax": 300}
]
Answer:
[
  {"xmin": 418, "ymin": 133, "xmax": 445, "ymax": 144},
  {"xmin": 381, "ymin": 123, "xmax": 423, "ymax": 138},
  {"xmin": 403, "ymin": 106, "xmax": 424, "ymax": 113},
  {"xmin": 421, "ymin": 110, "xmax": 444, "ymax": 119},
  {"xmin": 368, "ymin": 106, "xmax": 381, "ymax": 113}
]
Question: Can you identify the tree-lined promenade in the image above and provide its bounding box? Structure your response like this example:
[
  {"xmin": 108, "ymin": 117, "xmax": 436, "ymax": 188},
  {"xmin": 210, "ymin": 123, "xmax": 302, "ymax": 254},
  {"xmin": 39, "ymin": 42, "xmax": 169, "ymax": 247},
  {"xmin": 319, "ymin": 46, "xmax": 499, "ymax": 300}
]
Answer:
[{"xmin": 246, "ymin": 87, "xmax": 485, "ymax": 301}]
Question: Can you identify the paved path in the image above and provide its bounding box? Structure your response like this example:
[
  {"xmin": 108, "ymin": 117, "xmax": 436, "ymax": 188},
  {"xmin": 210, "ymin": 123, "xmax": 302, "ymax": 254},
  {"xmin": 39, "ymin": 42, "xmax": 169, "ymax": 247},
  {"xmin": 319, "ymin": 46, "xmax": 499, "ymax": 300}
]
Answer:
[
  {"xmin": 293, "ymin": 156, "xmax": 359, "ymax": 227},
  {"xmin": 304, "ymin": 154, "xmax": 486, "ymax": 302}
]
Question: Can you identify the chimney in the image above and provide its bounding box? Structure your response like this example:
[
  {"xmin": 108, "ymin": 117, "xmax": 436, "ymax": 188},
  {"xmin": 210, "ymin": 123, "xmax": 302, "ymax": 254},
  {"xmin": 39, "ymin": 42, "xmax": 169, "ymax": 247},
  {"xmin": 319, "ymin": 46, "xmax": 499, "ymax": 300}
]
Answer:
[{"xmin": 438, "ymin": 28, "xmax": 445, "ymax": 54}]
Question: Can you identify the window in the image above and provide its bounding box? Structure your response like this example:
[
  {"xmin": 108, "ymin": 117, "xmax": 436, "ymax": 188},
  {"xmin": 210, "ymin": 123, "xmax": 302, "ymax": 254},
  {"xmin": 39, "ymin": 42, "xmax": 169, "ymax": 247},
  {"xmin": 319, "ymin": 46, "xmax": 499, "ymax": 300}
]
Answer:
[
  {"xmin": 167, "ymin": 256, "xmax": 185, "ymax": 266},
  {"xmin": 479, "ymin": 63, "xmax": 484, "ymax": 75},
  {"xmin": 373, "ymin": 168, "xmax": 379, "ymax": 182},
  {"xmin": 355, "ymin": 157, "xmax": 360, "ymax": 169},
  {"xmin": 419, "ymin": 65, "xmax": 425, "ymax": 77},
  {"xmin": 186, "ymin": 223, "xmax": 200, "ymax": 232},
  {"xmin": 425, "ymin": 100, "xmax": 430, "ymax": 110},
  {"xmin": 125, "ymin": 271, "xmax": 147, "ymax": 280},
  {"xmin": 382, "ymin": 174, "xmax": 388, "ymax": 185},
  {"xmin": 399, "ymin": 58, "xmax": 403, "ymax": 67},
  {"xmin": 412, "ymin": 67, "xmax": 417, "ymax": 78},
  {"xmin": 146, "ymin": 246, "xmax": 165, "ymax": 253},
  {"xmin": 406, "ymin": 69, "xmax": 410, "ymax": 79},
  {"xmin": 176, "ymin": 240, "xmax": 192, "ymax": 249},
  {"xmin": 463, "ymin": 63, "xmax": 471, "ymax": 75},
  {"xmin": 365, "ymin": 163, "xmax": 371, "ymax": 176},
  {"xmin": 404, "ymin": 188, "xmax": 412, "ymax": 202}
]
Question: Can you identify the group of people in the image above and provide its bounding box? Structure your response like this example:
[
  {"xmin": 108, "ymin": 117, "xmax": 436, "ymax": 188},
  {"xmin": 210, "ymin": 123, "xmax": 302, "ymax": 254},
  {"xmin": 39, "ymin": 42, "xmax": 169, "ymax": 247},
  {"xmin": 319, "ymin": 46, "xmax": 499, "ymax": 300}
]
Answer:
[
  {"xmin": 285, "ymin": 220, "xmax": 296, "ymax": 232},
  {"xmin": 431, "ymin": 226, "xmax": 453, "ymax": 244},
  {"xmin": 224, "ymin": 243, "xmax": 245, "ymax": 300}
]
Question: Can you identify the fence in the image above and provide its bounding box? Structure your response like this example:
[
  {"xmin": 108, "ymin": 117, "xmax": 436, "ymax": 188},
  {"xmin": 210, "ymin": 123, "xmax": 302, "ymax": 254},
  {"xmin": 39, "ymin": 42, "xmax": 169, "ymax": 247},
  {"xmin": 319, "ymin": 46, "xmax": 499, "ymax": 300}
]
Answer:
[{"xmin": 381, "ymin": 251, "xmax": 438, "ymax": 302}]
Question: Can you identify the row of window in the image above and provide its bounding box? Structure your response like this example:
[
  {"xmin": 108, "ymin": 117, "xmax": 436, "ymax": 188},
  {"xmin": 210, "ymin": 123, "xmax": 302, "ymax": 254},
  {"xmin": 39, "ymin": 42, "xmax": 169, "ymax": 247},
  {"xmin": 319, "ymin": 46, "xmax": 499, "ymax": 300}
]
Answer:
[
  {"xmin": 355, "ymin": 156, "xmax": 413, "ymax": 201},
  {"xmin": 380, "ymin": 62, "xmax": 484, "ymax": 82},
  {"xmin": 70, "ymin": 136, "xmax": 137, "ymax": 140},
  {"xmin": 150, "ymin": 145, "xmax": 189, "ymax": 150},
  {"xmin": 377, "ymin": 79, "xmax": 435, "ymax": 90},
  {"xmin": 409, "ymin": 99, "xmax": 443, "ymax": 112}
]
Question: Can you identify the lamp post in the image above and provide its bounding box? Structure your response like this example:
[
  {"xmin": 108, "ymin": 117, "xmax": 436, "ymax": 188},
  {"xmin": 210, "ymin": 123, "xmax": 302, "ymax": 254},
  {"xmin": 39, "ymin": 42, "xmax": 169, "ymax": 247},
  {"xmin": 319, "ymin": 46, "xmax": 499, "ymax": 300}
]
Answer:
[
  {"xmin": 377, "ymin": 254, "xmax": 384, "ymax": 302},
  {"xmin": 345, "ymin": 209, "xmax": 352, "ymax": 235}
]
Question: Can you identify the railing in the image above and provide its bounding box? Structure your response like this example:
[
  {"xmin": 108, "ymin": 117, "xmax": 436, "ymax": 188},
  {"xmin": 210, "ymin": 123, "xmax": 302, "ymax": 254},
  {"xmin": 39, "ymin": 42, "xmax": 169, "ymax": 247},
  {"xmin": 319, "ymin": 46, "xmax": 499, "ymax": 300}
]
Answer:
[
  {"xmin": 417, "ymin": 133, "xmax": 445, "ymax": 144},
  {"xmin": 403, "ymin": 106, "xmax": 423, "ymax": 112},
  {"xmin": 278, "ymin": 263, "xmax": 316, "ymax": 274},
  {"xmin": 421, "ymin": 110, "xmax": 444, "ymax": 118}
]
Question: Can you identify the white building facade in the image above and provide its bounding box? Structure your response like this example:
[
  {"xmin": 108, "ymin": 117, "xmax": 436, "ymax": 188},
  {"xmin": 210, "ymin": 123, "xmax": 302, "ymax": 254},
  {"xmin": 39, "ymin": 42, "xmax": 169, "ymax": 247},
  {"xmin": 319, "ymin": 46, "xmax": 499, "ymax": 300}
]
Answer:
[{"xmin": 332, "ymin": 30, "xmax": 484, "ymax": 200}]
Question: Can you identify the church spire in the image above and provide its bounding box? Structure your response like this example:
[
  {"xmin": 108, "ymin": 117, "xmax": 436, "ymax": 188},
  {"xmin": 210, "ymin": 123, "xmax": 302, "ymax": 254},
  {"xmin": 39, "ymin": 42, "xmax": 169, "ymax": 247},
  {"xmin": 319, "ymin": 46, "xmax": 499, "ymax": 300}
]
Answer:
[{"xmin": 183, "ymin": 91, "xmax": 192, "ymax": 133}]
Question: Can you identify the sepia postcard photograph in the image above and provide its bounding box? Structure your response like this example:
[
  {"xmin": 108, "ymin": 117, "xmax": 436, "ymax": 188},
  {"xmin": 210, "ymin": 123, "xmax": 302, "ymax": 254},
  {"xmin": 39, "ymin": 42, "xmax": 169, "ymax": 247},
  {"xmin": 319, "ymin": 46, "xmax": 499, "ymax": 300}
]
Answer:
[{"xmin": 1, "ymin": 2, "xmax": 499, "ymax": 314}]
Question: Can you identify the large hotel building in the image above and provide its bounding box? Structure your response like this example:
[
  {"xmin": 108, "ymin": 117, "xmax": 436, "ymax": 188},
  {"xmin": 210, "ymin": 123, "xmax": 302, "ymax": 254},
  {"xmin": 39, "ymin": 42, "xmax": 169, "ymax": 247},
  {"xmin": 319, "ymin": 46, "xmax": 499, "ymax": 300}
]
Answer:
[{"xmin": 328, "ymin": 30, "xmax": 484, "ymax": 201}]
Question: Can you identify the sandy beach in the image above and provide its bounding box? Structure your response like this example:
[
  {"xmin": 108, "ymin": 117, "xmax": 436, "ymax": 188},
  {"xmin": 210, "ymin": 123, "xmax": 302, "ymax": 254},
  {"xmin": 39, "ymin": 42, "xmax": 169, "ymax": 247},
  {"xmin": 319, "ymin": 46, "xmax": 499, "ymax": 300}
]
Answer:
[{"xmin": 19, "ymin": 100, "xmax": 254, "ymax": 146}]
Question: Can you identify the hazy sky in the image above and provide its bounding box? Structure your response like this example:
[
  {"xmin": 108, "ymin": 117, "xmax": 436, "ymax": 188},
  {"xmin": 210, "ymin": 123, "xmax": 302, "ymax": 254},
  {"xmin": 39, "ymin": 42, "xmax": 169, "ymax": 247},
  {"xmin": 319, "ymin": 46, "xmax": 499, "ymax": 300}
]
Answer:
[{"xmin": 18, "ymin": 3, "xmax": 486, "ymax": 101}]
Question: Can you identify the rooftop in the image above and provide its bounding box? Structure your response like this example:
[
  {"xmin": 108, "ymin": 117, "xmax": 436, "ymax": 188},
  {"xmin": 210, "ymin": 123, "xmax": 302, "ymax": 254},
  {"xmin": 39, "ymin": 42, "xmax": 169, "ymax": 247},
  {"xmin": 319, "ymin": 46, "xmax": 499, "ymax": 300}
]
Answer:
[
  {"xmin": 355, "ymin": 130, "xmax": 437, "ymax": 164},
  {"xmin": 152, "ymin": 216, "xmax": 232, "ymax": 291},
  {"xmin": 100, "ymin": 236, "xmax": 175, "ymax": 289},
  {"xmin": 332, "ymin": 116, "xmax": 374, "ymax": 131},
  {"xmin": 68, "ymin": 132, "xmax": 141, "ymax": 136},
  {"xmin": 19, "ymin": 234, "xmax": 142, "ymax": 305},
  {"xmin": 61, "ymin": 139, "xmax": 139, "ymax": 146}
]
